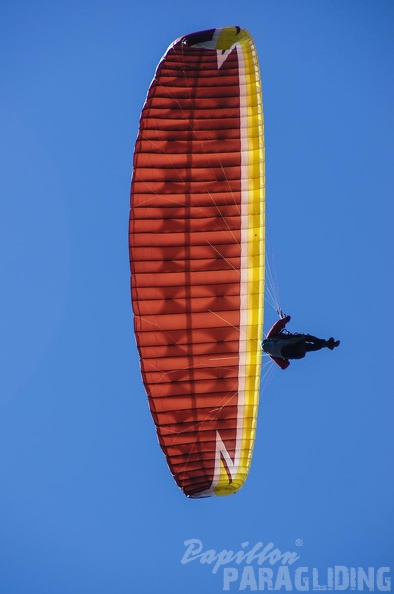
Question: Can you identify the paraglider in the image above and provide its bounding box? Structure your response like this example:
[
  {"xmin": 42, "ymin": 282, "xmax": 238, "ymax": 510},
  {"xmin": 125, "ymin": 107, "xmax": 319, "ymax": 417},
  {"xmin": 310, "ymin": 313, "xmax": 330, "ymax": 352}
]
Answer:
[
  {"xmin": 262, "ymin": 315, "xmax": 340, "ymax": 370},
  {"xmin": 129, "ymin": 26, "xmax": 339, "ymax": 498},
  {"xmin": 129, "ymin": 26, "xmax": 265, "ymax": 497}
]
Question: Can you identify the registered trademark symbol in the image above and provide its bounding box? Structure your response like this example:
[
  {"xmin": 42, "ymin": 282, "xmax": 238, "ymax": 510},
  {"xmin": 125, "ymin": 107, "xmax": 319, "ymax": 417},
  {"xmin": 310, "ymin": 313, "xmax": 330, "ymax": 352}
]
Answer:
[{"xmin": 295, "ymin": 539, "xmax": 303, "ymax": 547}]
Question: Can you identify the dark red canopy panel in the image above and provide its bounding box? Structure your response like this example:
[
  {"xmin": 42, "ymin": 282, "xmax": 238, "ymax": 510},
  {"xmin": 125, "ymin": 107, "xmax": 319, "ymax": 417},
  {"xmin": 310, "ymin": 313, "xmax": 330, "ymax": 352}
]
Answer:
[{"xmin": 129, "ymin": 27, "xmax": 265, "ymax": 497}]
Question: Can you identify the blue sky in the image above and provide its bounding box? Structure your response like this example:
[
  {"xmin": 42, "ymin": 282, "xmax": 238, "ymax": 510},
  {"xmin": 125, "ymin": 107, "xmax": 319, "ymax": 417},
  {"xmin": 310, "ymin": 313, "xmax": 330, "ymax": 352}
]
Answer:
[{"xmin": 1, "ymin": 1, "xmax": 393, "ymax": 593}]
